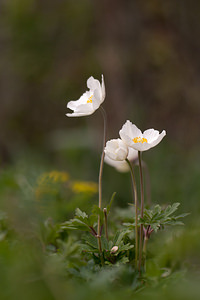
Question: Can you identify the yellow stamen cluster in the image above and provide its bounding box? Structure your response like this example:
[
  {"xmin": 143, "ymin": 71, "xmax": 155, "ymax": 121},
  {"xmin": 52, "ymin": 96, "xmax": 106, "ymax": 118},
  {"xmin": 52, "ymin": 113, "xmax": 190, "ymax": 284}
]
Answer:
[
  {"xmin": 133, "ymin": 137, "xmax": 148, "ymax": 143},
  {"xmin": 87, "ymin": 95, "xmax": 93, "ymax": 103}
]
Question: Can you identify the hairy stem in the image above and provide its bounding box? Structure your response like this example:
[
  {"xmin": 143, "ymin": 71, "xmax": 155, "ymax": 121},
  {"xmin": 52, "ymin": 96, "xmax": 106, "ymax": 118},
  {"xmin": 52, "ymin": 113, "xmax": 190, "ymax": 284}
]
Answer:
[
  {"xmin": 142, "ymin": 160, "xmax": 151, "ymax": 207},
  {"xmin": 103, "ymin": 208, "xmax": 109, "ymax": 241},
  {"xmin": 143, "ymin": 236, "xmax": 148, "ymax": 272},
  {"xmin": 138, "ymin": 151, "xmax": 144, "ymax": 273},
  {"xmin": 98, "ymin": 106, "xmax": 107, "ymax": 260},
  {"xmin": 135, "ymin": 160, "xmax": 151, "ymax": 207},
  {"xmin": 126, "ymin": 158, "xmax": 138, "ymax": 270},
  {"xmin": 143, "ymin": 236, "xmax": 148, "ymax": 255}
]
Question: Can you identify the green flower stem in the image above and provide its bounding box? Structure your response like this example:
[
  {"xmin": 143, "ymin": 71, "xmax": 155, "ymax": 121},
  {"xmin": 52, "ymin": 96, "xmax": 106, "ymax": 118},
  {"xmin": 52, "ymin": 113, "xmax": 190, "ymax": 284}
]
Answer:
[
  {"xmin": 126, "ymin": 158, "xmax": 138, "ymax": 270},
  {"xmin": 143, "ymin": 236, "xmax": 148, "ymax": 255},
  {"xmin": 103, "ymin": 208, "xmax": 109, "ymax": 241},
  {"xmin": 135, "ymin": 160, "xmax": 151, "ymax": 207},
  {"xmin": 138, "ymin": 151, "xmax": 144, "ymax": 273},
  {"xmin": 97, "ymin": 235, "xmax": 102, "ymax": 252},
  {"xmin": 98, "ymin": 106, "xmax": 107, "ymax": 260},
  {"xmin": 143, "ymin": 236, "xmax": 148, "ymax": 271},
  {"xmin": 141, "ymin": 160, "xmax": 151, "ymax": 207}
]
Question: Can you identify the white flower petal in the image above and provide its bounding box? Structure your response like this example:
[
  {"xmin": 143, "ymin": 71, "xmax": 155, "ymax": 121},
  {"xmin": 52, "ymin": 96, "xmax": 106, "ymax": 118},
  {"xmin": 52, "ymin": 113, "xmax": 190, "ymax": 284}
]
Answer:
[
  {"xmin": 67, "ymin": 96, "xmax": 85, "ymax": 110},
  {"xmin": 148, "ymin": 130, "xmax": 166, "ymax": 148},
  {"xmin": 66, "ymin": 75, "xmax": 105, "ymax": 117},
  {"xmin": 143, "ymin": 129, "xmax": 160, "ymax": 143},
  {"xmin": 116, "ymin": 148, "xmax": 127, "ymax": 161},
  {"xmin": 124, "ymin": 121, "xmax": 142, "ymax": 138},
  {"xmin": 119, "ymin": 130, "xmax": 132, "ymax": 147},
  {"xmin": 119, "ymin": 120, "xmax": 143, "ymax": 147},
  {"xmin": 114, "ymin": 161, "xmax": 129, "ymax": 172},
  {"xmin": 104, "ymin": 138, "xmax": 128, "ymax": 161},
  {"xmin": 66, "ymin": 103, "xmax": 94, "ymax": 117},
  {"xmin": 74, "ymin": 104, "xmax": 94, "ymax": 114},
  {"xmin": 104, "ymin": 150, "xmax": 117, "ymax": 160},
  {"xmin": 131, "ymin": 130, "xmax": 166, "ymax": 151},
  {"xmin": 129, "ymin": 142, "xmax": 151, "ymax": 152},
  {"xmin": 105, "ymin": 139, "xmax": 118, "ymax": 150},
  {"xmin": 67, "ymin": 100, "xmax": 78, "ymax": 110},
  {"xmin": 104, "ymin": 147, "xmax": 137, "ymax": 172},
  {"xmin": 67, "ymin": 91, "xmax": 92, "ymax": 109},
  {"xmin": 93, "ymin": 89, "xmax": 101, "ymax": 109},
  {"xmin": 119, "ymin": 120, "xmax": 166, "ymax": 151},
  {"xmin": 101, "ymin": 74, "xmax": 106, "ymax": 102},
  {"xmin": 104, "ymin": 155, "xmax": 129, "ymax": 172},
  {"xmin": 66, "ymin": 111, "xmax": 93, "ymax": 117},
  {"xmin": 87, "ymin": 76, "xmax": 101, "ymax": 91},
  {"xmin": 104, "ymin": 142, "xmax": 138, "ymax": 172},
  {"xmin": 127, "ymin": 148, "xmax": 138, "ymax": 161}
]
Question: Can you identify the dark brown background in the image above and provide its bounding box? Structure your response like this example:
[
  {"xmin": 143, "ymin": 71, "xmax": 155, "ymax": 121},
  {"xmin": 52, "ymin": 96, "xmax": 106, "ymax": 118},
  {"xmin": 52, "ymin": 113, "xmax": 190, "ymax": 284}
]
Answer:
[{"xmin": 0, "ymin": 0, "xmax": 200, "ymax": 155}]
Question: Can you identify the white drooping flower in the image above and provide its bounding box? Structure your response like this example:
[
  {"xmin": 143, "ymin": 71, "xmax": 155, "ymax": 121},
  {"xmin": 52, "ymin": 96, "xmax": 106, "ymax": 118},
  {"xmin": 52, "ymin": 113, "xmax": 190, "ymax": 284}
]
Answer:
[
  {"xmin": 104, "ymin": 139, "xmax": 128, "ymax": 161},
  {"xmin": 66, "ymin": 75, "xmax": 105, "ymax": 117},
  {"xmin": 104, "ymin": 147, "xmax": 138, "ymax": 172},
  {"xmin": 119, "ymin": 120, "xmax": 166, "ymax": 152}
]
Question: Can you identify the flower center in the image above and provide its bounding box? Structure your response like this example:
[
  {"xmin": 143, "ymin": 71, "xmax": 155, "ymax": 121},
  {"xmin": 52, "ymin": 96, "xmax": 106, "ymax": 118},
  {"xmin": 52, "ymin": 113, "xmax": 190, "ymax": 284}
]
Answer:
[
  {"xmin": 133, "ymin": 137, "xmax": 147, "ymax": 143},
  {"xmin": 87, "ymin": 95, "xmax": 93, "ymax": 103}
]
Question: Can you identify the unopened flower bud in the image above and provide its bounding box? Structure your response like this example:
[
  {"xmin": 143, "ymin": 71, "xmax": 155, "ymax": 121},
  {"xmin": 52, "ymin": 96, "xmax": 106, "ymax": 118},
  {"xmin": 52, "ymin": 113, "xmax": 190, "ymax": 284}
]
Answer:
[{"xmin": 110, "ymin": 246, "xmax": 118, "ymax": 254}]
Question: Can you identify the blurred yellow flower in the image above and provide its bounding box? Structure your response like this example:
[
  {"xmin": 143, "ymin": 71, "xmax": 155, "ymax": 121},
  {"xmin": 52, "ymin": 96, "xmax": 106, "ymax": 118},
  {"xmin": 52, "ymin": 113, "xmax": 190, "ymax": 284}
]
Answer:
[
  {"xmin": 35, "ymin": 170, "xmax": 69, "ymax": 201},
  {"xmin": 71, "ymin": 181, "xmax": 98, "ymax": 194},
  {"xmin": 37, "ymin": 171, "xmax": 69, "ymax": 185},
  {"xmin": 35, "ymin": 186, "xmax": 58, "ymax": 200}
]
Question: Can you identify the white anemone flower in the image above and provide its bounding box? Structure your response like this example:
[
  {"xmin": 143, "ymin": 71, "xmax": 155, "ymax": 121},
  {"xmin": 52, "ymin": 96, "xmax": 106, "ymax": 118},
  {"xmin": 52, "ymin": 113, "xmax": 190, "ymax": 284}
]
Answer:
[
  {"xmin": 104, "ymin": 148, "xmax": 138, "ymax": 172},
  {"xmin": 66, "ymin": 75, "xmax": 105, "ymax": 117},
  {"xmin": 119, "ymin": 120, "xmax": 166, "ymax": 151},
  {"xmin": 104, "ymin": 139, "xmax": 128, "ymax": 161}
]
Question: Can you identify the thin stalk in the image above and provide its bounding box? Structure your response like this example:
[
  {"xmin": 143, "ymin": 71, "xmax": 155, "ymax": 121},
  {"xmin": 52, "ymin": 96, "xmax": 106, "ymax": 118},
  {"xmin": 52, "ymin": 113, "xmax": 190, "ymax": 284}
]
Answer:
[
  {"xmin": 143, "ymin": 236, "xmax": 148, "ymax": 272},
  {"xmin": 138, "ymin": 151, "xmax": 144, "ymax": 273},
  {"xmin": 135, "ymin": 160, "xmax": 151, "ymax": 206},
  {"xmin": 97, "ymin": 106, "xmax": 107, "ymax": 261},
  {"xmin": 126, "ymin": 158, "xmax": 138, "ymax": 270},
  {"xmin": 143, "ymin": 237, "xmax": 148, "ymax": 255},
  {"xmin": 103, "ymin": 208, "xmax": 109, "ymax": 241},
  {"xmin": 142, "ymin": 161, "xmax": 151, "ymax": 207}
]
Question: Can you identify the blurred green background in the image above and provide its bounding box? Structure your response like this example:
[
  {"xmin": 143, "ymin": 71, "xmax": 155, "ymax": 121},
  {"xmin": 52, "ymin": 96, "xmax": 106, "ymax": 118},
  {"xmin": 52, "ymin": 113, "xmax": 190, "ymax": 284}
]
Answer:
[{"xmin": 0, "ymin": 0, "xmax": 200, "ymax": 299}]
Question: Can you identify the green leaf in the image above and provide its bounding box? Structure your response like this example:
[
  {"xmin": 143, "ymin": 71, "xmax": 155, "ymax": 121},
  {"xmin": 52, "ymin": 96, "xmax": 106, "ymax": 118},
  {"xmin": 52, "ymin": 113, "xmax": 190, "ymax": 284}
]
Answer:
[
  {"xmin": 92, "ymin": 205, "xmax": 104, "ymax": 221},
  {"xmin": 113, "ymin": 230, "xmax": 131, "ymax": 246},
  {"xmin": 62, "ymin": 219, "xmax": 90, "ymax": 232},
  {"xmin": 82, "ymin": 234, "xmax": 98, "ymax": 249},
  {"xmin": 164, "ymin": 203, "xmax": 180, "ymax": 217},
  {"xmin": 118, "ymin": 243, "xmax": 134, "ymax": 252},
  {"xmin": 108, "ymin": 240, "xmax": 114, "ymax": 250},
  {"xmin": 122, "ymin": 222, "xmax": 134, "ymax": 228},
  {"xmin": 174, "ymin": 213, "xmax": 190, "ymax": 219},
  {"xmin": 87, "ymin": 215, "xmax": 97, "ymax": 227},
  {"xmin": 75, "ymin": 208, "xmax": 88, "ymax": 219},
  {"xmin": 61, "ymin": 208, "xmax": 97, "ymax": 232},
  {"xmin": 138, "ymin": 202, "xmax": 188, "ymax": 233},
  {"xmin": 154, "ymin": 205, "xmax": 162, "ymax": 215},
  {"xmin": 115, "ymin": 256, "xmax": 129, "ymax": 265},
  {"xmin": 80, "ymin": 244, "xmax": 98, "ymax": 253},
  {"xmin": 107, "ymin": 192, "xmax": 116, "ymax": 214},
  {"xmin": 101, "ymin": 235, "xmax": 109, "ymax": 250}
]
